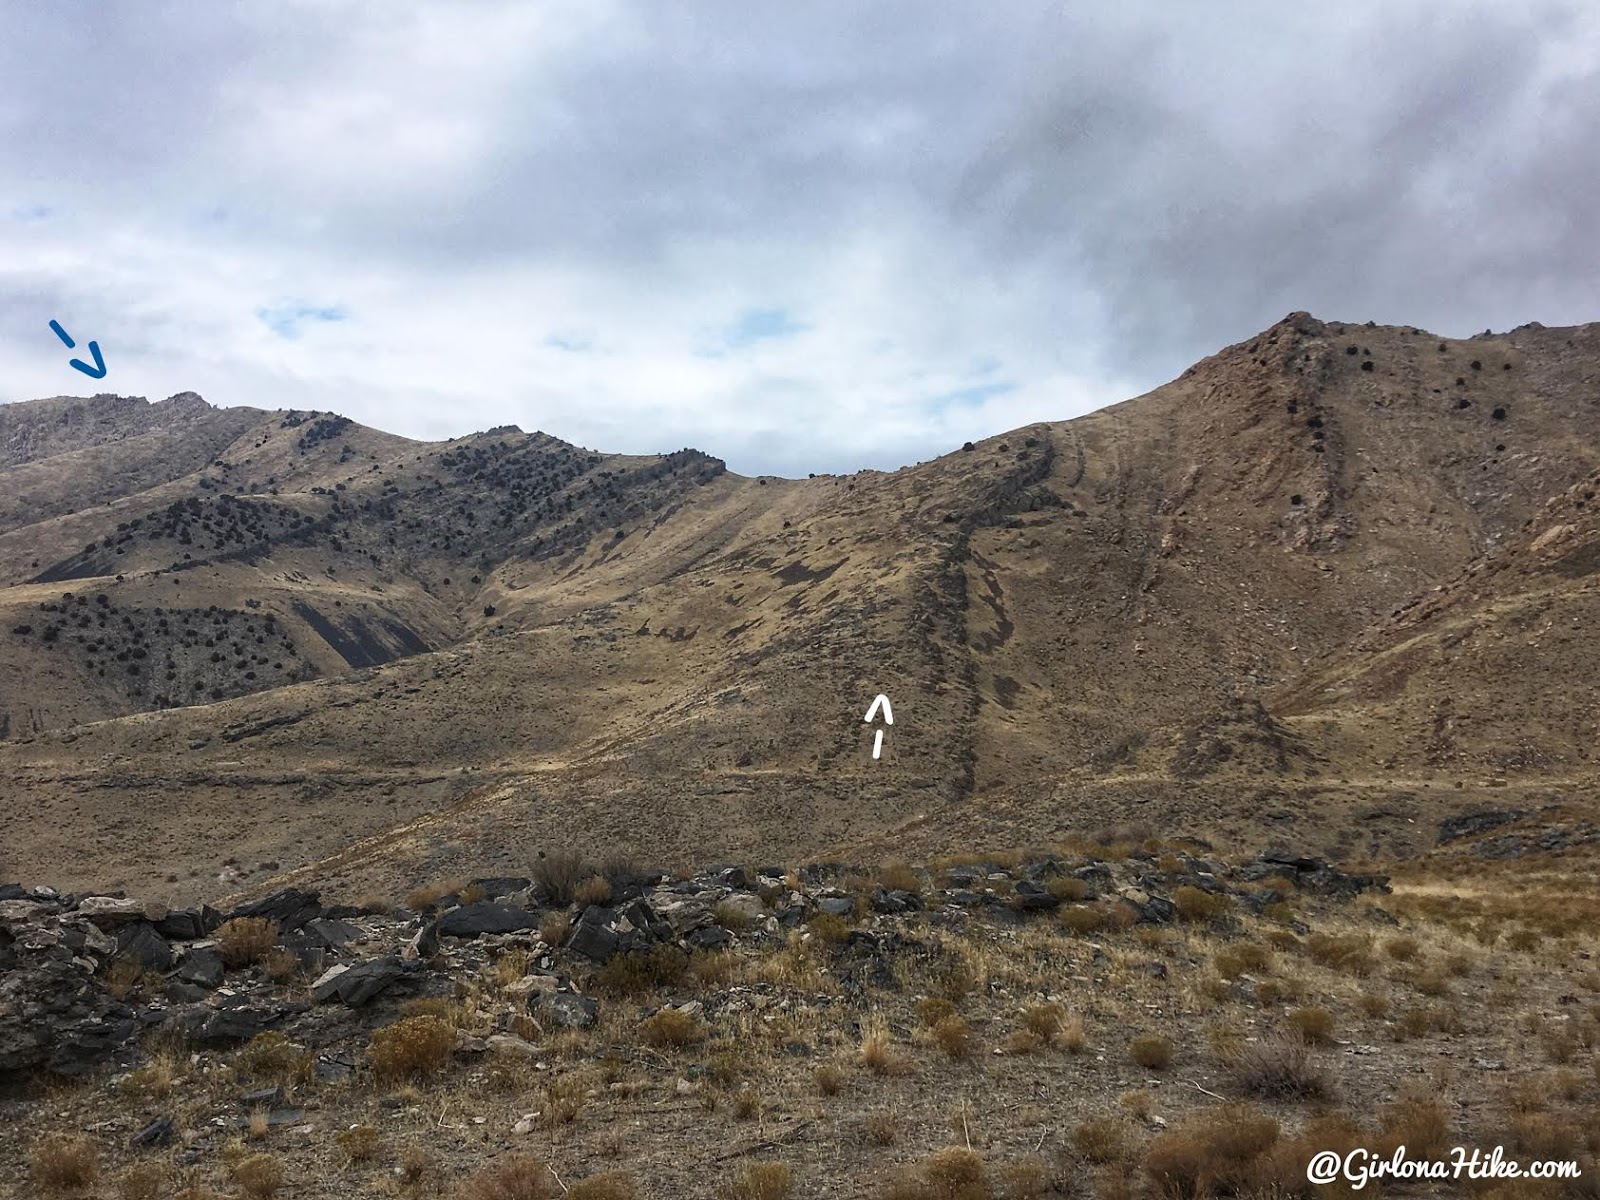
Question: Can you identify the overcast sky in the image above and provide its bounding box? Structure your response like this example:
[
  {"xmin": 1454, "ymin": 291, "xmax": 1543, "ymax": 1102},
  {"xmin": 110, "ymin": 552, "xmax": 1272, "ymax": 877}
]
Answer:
[{"xmin": 2, "ymin": 3, "xmax": 1597, "ymax": 477}]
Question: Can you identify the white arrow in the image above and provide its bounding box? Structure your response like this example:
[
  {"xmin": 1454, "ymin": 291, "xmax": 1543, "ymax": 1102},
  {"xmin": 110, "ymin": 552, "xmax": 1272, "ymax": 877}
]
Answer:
[{"xmin": 864, "ymin": 692, "xmax": 893, "ymax": 760}]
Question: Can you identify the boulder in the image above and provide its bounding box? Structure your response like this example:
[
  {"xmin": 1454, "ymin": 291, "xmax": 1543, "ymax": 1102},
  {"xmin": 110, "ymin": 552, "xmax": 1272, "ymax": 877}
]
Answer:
[
  {"xmin": 174, "ymin": 1003, "xmax": 286, "ymax": 1046},
  {"xmin": 0, "ymin": 941, "xmax": 140, "ymax": 1075},
  {"xmin": 815, "ymin": 897, "xmax": 855, "ymax": 918},
  {"xmin": 687, "ymin": 925, "xmax": 732, "ymax": 951},
  {"xmin": 567, "ymin": 907, "xmax": 620, "ymax": 962},
  {"xmin": 77, "ymin": 896, "xmax": 168, "ymax": 927},
  {"xmin": 537, "ymin": 993, "xmax": 598, "ymax": 1030},
  {"xmin": 470, "ymin": 876, "xmax": 533, "ymax": 899},
  {"xmin": 303, "ymin": 918, "xmax": 363, "ymax": 949},
  {"xmin": 176, "ymin": 946, "xmax": 225, "ymax": 989},
  {"xmin": 154, "ymin": 910, "xmax": 208, "ymax": 941},
  {"xmin": 437, "ymin": 902, "xmax": 541, "ymax": 939},
  {"xmin": 1010, "ymin": 881, "xmax": 1060, "ymax": 912},
  {"xmin": 228, "ymin": 888, "xmax": 323, "ymax": 932},
  {"xmin": 311, "ymin": 955, "xmax": 411, "ymax": 1006},
  {"xmin": 115, "ymin": 923, "xmax": 175, "ymax": 972}
]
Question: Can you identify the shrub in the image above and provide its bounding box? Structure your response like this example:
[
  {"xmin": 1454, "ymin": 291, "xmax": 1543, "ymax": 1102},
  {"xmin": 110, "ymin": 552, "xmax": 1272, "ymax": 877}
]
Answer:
[
  {"xmin": 1306, "ymin": 932, "xmax": 1374, "ymax": 975},
  {"xmin": 405, "ymin": 879, "xmax": 462, "ymax": 912},
  {"xmin": 1375, "ymin": 1089, "xmax": 1450, "ymax": 1158},
  {"xmin": 714, "ymin": 900, "xmax": 755, "ymax": 932},
  {"xmin": 1286, "ymin": 1006, "xmax": 1335, "ymax": 1044},
  {"xmin": 116, "ymin": 1162, "xmax": 169, "ymax": 1200},
  {"xmin": 860, "ymin": 1029, "xmax": 897, "ymax": 1074},
  {"xmin": 878, "ymin": 862, "xmax": 922, "ymax": 893},
  {"xmin": 1225, "ymin": 1034, "xmax": 1335, "ymax": 1101},
  {"xmin": 29, "ymin": 1134, "xmax": 99, "ymax": 1192},
  {"xmin": 1385, "ymin": 935, "xmax": 1420, "ymax": 962},
  {"xmin": 231, "ymin": 1154, "xmax": 285, "ymax": 1199},
  {"xmin": 1130, "ymin": 1034, "xmax": 1173, "ymax": 1070},
  {"xmin": 336, "ymin": 1124, "xmax": 380, "ymax": 1163},
  {"xmin": 808, "ymin": 912, "xmax": 853, "ymax": 944},
  {"xmin": 574, "ymin": 875, "xmax": 613, "ymax": 907},
  {"xmin": 861, "ymin": 1113, "xmax": 899, "ymax": 1145},
  {"xmin": 1021, "ymin": 1002, "xmax": 1067, "ymax": 1045},
  {"xmin": 237, "ymin": 1031, "xmax": 314, "ymax": 1086},
  {"xmin": 1174, "ymin": 886, "xmax": 1230, "ymax": 923},
  {"xmin": 593, "ymin": 946, "xmax": 688, "ymax": 996},
  {"xmin": 1213, "ymin": 942, "xmax": 1270, "ymax": 980},
  {"xmin": 721, "ymin": 1162, "xmax": 793, "ymax": 1200},
  {"xmin": 815, "ymin": 1064, "xmax": 845, "ymax": 1096},
  {"xmin": 881, "ymin": 1147, "xmax": 988, "ymax": 1200},
  {"xmin": 1072, "ymin": 1116, "xmax": 1130, "ymax": 1164},
  {"xmin": 538, "ymin": 910, "xmax": 572, "ymax": 946},
  {"xmin": 566, "ymin": 1174, "xmax": 638, "ymax": 1200},
  {"xmin": 640, "ymin": 1007, "xmax": 702, "ymax": 1049},
  {"xmin": 369, "ymin": 1015, "xmax": 456, "ymax": 1083},
  {"xmin": 1143, "ymin": 1105, "xmax": 1279, "ymax": 1197},
  {"xmin": 217, "ymin": 916, "xmax": 280, "ymax": 967},
  {"xmin": 533, "ymin": 850, "xmax": 590, "ymax": 905},
  {"xmin": 457, "ymin": 1153, "xmax": 561, "ymax": 1200},
  {"xmin": 918, "ymin": 997, "xmax": 957, "ymax": 1027},
  {"xmin": 1047, "ymin": 876, "xmax": 1089, "ymax": 901},
  {"xmin": 932, "ymin": 1015, "xmax": 973, "ymax": 1060},
  {"xmin": 262, "ymin": 946, "xmax": 301, "ymax": 983},
  {"xmin": 1059, "ymin": 905, "xmax": 1104, "ymax": 934}
]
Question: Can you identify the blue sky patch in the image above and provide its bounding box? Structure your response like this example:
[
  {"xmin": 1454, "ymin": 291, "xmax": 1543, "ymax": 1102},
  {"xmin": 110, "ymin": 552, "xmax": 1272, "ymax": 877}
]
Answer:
[
  {"xmin": 928, "ymin": 381, "xmax": 1017, "ymax": 410},
  {"xmin": 256, "ymin": 301, "xmax": 348, "ymax": 339}
]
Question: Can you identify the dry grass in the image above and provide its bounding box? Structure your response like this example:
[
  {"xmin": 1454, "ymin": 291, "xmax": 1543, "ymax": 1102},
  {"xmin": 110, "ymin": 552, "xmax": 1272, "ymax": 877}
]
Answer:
[
  {"xmin": 880, "ymin": 1147, "xmax": 989, "ymax": 1200},
  {"xmin": 236, "ymin": 1031, "xmax": 314, "ymax": 1087},
  {"xmin": 931, "ymin": 1015, "xmax": 973, "ymax": 1060},
  {"xmin": 639, "ymin": 1007, "xmax": 703, "ymax": 1049},
  {"xmin": 814, "ymin": 1064, "xmax": 846, "ymax": 1096},
  {"xmin": 1213, "ymin": 941, "xmax": 1271, "ymax": 980},
  {"xmin": 574, "ymin": 874, "xmax": 614, "ymax": 907},
  {"xmin": 861, "ymin": 1113, "xmax": 899, "ymax": 1145},
  {"xmin": 29, "ymin": 1134, "xmax": 99, "ymax": 1193},
  {"xmin": 1174, "ymin": 885, "xmax": 1231, "ymax": 923},
  {"xmin": 721, "ymin": 1161, "xmax": 793, "ymax": 1200},
  {"xmin": 1375, "ymin": 1088, "xmax": 1451, "ymax": 1158},
  {"xmin": 231, "ymin": 1154, "xmax": 285, "ymax": 1199},
  {"xmin": 1225, "ymin": 1033, "xmax": 1336, "ymax": 1101},
  {"xmin": 538, "ymin": 910, "xmax": 572, "ymax": 946},
  {"xmin": 114, "ymin": 1162, "xmax": 168, "ymax": 1200},
  {"xmin": 1072, "ymin": 1116, "xmax": 1131, "ymax": 1164},
  {"xmin": 1285, "ymin": 1005, "xmax": 1335, "ymax": 1044},
  {"xmin": 1143, "ymin": 1104, "xmax": 1279, "ymax": 1197},
  {"xmin": 566, "ymin": 1173, "xmax": 639, "ymax": 1200},
  {"xmin": 405, "ymin": 879, "xmax": 464, "ymax": 911},
  {"xmin": 1130, "ymin": 1033, "xmax": 1174, "ymax": 1070},
  {"xmin": 860, "ymin": 1027, "xmax": 899, "ymax": 1074},
  {"xmin": 368, "ymin": 1015, "xmax": 456, "ymax": 1084},
  {"xmin": 456, "ymin": 1153, "xmax": 561, "ymax": 1200},
  {"xmin": 216, "ymin": 916, "xmax": 279, "ymax": 968},
  {"xmin": 533, "ymin": 851, "xmax": 590, "ymax": 906},
  {"xmin": 336, "ymin": 1124, "xmax": 380, "ymax": 1164}
]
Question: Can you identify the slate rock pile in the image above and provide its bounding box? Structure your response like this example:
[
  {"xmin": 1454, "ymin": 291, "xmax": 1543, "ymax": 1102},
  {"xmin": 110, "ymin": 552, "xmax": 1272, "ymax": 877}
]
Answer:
[{"xmin": 0, "ymin": 845, "xmax": 1390, "ymax": 1080}]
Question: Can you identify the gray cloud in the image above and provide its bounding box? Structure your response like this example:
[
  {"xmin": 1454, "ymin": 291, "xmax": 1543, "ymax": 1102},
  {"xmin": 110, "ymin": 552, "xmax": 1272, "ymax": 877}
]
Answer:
[{"xmin": 1, "ymin": 2, "xmax": 1596, "ymax": 476}]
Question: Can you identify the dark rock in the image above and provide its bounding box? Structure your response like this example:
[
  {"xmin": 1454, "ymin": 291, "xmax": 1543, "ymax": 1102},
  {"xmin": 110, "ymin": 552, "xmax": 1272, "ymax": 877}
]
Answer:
[
  {"xmin": 154, "ymin": 910, "xmax": 207, "ymax": 941},
  {"xmin": 871, "ymin": 887, "xmax": 923, "ymax": 914},
  {"xmin": 176, "ymin": 946, "xmax": 225, "ymax": 989},
  {"xmin": 166, "ymin": 981, "xmax": 210, "ymax": 1004},
  {"xmin": 1011, "ymin": 880, "xmax": 1061, "ymax": 911},
  {"xmin": 0, "ymin": 939, "xmax": 141, "ymax": 1075},
  {"xmin": 615, "ymin": 897, "xmax": 673, "ymax": 943},
  {"xmin": 815, "ymin": 897, "xmax": 855, "ymax": 918},
  {"xmin": 1072, "ymin": 863, "xmax": 1114, "ymax": 888},
  {"xmin": 132, "ymin": 1116, "xmax": 175, "ymax": 1148},
  {"xmin": 707, "ymin": 866, "xmax": 751, "ymax": 889},
  {"xmin": 1437, "ymin": 809, "xmax": 1526, "ymax": 845},
  {"xmin": 1132, "ymin": 895, "xmax": 1177, "ymax": 924},
  {"xmin": 0, "ymin": 884, "xmax": 26, "ymax": 902},
  {"xmin": 116, "ymin": 923, "xmax": 174, "ymax": 972},
  {"xmin": 314, "ymin": 1054, "xmax": 356, "ymax": 1083},
  {"xmin": 228, "ymin": 888, "xmax": 322, "ymax": 932},
  {"xmin": 437, "ymin": 902, "xmax": 540, "ymax": 939},
  {"xmin": 568, "ymin": 907, "xmax": 620, "ymax": 961},
  {"xmin": 240, "ymin": 1086, "xmax": 286, "ymax": 1110},
  {"xmin": 177, "ymin": 1004, "xmax": 284, "ymax": 1045},
  {"xmin": 537, "ymin": 993, "xmax": 598, "ymax": 1029},
  {"xmin": 312, "ymin": 955, "xmax": 411, "ymax": 1006},
  {"xmin": 303, "ymin": 918, "xmax": 363, "ymax": 949},
  {"xmin": 687, "ymin": 925, "xmax": 732, "ymax": 950}
]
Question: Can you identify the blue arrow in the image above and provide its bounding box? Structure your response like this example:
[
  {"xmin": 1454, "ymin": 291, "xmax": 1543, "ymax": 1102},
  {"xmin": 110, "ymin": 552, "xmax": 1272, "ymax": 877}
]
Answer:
[{"xmin": 49, "ymin": 319, "xmax": 107, "ymax": 378}]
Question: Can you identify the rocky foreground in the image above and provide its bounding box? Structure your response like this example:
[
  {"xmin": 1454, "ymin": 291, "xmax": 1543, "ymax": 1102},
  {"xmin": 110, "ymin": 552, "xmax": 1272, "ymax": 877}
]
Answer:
[{"xmin": 5, "ymin": 843, "xmax": 1596, "ymax": 1199}]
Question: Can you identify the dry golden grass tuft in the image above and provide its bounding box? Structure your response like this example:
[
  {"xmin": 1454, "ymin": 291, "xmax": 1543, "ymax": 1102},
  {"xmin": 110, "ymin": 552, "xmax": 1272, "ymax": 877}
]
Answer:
[
  {"xmin": 1213, "ymin": 941, "xmax": 1271, "ymax": 980},
  {"xmin": 1375, "ymin": 1087, "xmax": 1451, "ymax": 1158},
  {"xmin": 592, "ymin": 946, "xmax": 689, "ymax": 996},
  {"xmin": 1306, "ymin": 932, "xmax": 1375, "ymax": 976},
  {"xmin": 714, "ymin": 900, "xmax": 755, "ymax": 931},
  {"xmin": 931, "ymin": 1015, "xmax": 973, "ymax": 1060},
  {"xmin": 566, "ymin": 1173, "xmax": 639, "ymax": 1200},
  {"xmin": 720, "ymin": 1161, "xmax": 793, "ymax": 1200},
  {"xmin": 216, "ymin": 916, "xmax": 280, "ymax": 968},
  {"xmin": 231, "ymin": 1153, "xmax": 285, "ymax": 1199},
  {"xmin": 29, "ymin": 1133, "xmax": 99, "ymax": 1193},
  {"xmin": 639, "ymin": 1007, "xmax": 703, "ymax": 1049},
  {"xmin": 405, "ymin": 879, "xmax": 463, "ymax": 912},
  {"xmin": 336, "ymin": 1124, "xmax": 380, "ymax": 1164},
  {"xmin": 1072, "ymin": 1115, "xmax": 1131, "ymax": 1164},
  {"xmin": 236, "ymin": 1030, "xmax": 314, "ymax": 1087},
  {"xmin": 1225, "ymin": 1033, "xmax": 1336, "ymax": 1101},
  {"xmin": 574, "ymin": 874, "xmax": 614, "ymax": 907},
  {"xmin": 880, "ymin": 1147, "xmax": 989, "ymax": 1200},
  {"xmin": 261, "ymin": 945, "xmax": 302, "ymax": 983},
  {"xmin": 861, "ymin": 1112, "xmax": 899, "ymax": 1145},
  {"xmin": 369, "ymin": 1014, "xmax": 456, "ymax": 1084},
  {"xmin": 1386, "ymin": 934, "xmax": 1420, "ymax": 961},
  {"xmin": 1059, "ymin": 904, "xmax": 1104, "ymax": 935},
  {"xmin": 1129, "ymin": 1033, "xmax": 1174, "ymax": 1070},
  {"xmin": 1174, "ymin": 885, "xmax": 1232, "ymax": 923},
  {"xmin": 1143, "ymin": 1104, "xmax": 1279, "ymax": 1197},
  {"xmin": 860, "ymin": 1026, "xmax": 899, "ymax": 1075},
  {"xmin": 878, "ymin": 861, "xmax": 922, "ymax": 893},
  {"xmin": 114, "ymin": 1161, "xmax": 169, "ymax": 1200},
  {"xmin": 456, "ymin": 1152, "xmax": 561, "ymax": 1200},
  {"xmin": 1286, "ymin": 1005, "xmax": 1335, "ymax": 1044},
  {"xmin": 814, "ymin": 1064, "xmax": 846, "ymax": 1096},
  {"xmin": 538, "ymin": 910, "xmax": 572, "ymax": 946}
]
